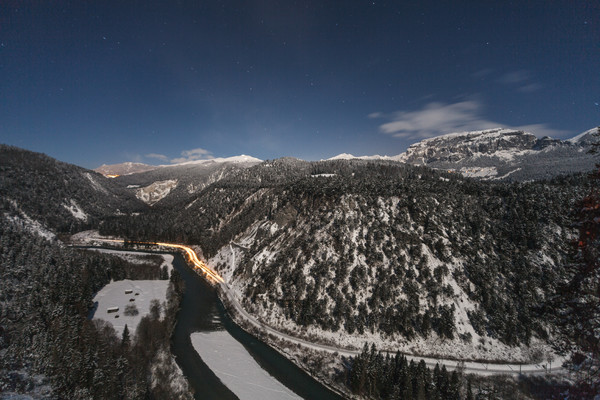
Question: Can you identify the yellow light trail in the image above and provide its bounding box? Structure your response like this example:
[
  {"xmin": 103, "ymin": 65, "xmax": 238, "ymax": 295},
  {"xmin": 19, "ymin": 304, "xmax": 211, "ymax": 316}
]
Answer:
[
  {"xmin": 156, "ymin": 242, "xmax": 224, "ymax": 283},
  {"xmin": 92, "ymin": 238, "xmax": 224, "ymax": 283}
]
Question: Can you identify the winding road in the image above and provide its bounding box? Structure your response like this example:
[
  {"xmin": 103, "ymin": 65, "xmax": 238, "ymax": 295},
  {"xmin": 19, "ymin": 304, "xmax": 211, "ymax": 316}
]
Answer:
[{"xmin": 89, "ymin": 237, "xmax": 564, "ymax": 377}]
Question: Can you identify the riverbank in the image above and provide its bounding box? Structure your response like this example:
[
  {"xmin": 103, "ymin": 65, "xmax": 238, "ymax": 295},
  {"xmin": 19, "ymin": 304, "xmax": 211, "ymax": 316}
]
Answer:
[
  {"xmin": 169, "ymin": 250, "xmax": 345, "ymax": 399},
  {"xmin": 76, "ymin": 235, "xmax": 566, "ymax": 395},
  {"xmin": 216, "ymin": 284, "xmax": 353, "ymax": 398}
]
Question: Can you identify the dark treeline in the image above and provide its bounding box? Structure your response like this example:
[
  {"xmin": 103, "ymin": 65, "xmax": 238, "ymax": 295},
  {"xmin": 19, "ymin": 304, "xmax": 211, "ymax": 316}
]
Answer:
[
  {"xmin": 344, "ymin": 345, "xmax": 582, "ymax": 400},
  {"xmin": 346, "ymin": 344, "xmax": 463, "ymax": 400}
]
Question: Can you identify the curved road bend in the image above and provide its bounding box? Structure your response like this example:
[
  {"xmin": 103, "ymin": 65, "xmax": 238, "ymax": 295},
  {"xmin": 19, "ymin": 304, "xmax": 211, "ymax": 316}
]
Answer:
[{"xmin": 92, "ymin": 238, "xmax": 564, "ymax": 377}]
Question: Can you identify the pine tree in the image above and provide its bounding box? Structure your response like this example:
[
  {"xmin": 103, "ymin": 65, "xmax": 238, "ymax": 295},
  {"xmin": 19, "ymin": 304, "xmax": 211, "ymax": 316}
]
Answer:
[
  {"xmin": 122, "ymin": 324, "xmax": 130, "ymax": 348},
  {"xmin": 466, "ymin": 380, "xmax": 474, "ymax": 400}
]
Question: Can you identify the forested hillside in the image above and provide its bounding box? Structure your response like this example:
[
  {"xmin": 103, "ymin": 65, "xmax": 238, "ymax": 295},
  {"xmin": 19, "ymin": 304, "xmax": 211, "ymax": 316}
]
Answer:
[
  {"xmin": 0, "ymin": 146, "xmax": 191, "ymax": 398},
  {"xmin": 100, "ymin": 159, "xmax": 588, "ymax": 360},
  {"xmin": 1, "ymin": 143, "xmax": 596, "ymax": 397},
  {"xmin": 111, "ymin": 158, "xmax": 260, "ymax": 207},
  {"xmin": 0, "ymin": 145, "xmax": 147, "ymax": 233},
  {"xmin": 0, "ymin": 215, "xmax": 191, "ymax": 398}
]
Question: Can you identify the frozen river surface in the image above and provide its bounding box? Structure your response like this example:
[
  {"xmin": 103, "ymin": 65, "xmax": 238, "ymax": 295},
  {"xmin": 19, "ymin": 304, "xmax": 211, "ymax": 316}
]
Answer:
[{"xmin": 191, "ymin": 331, "xmax": 301, "ymax": 400}]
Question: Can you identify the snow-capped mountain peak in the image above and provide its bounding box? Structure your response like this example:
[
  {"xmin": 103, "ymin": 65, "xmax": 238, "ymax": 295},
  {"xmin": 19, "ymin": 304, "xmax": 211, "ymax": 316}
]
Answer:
[
  {"xmin": 567, "ymin": 127, "xmax": 599, "ymax": 145},
  {"xmin": 397, "ymin": 127, "xmax": 598, "ymax": 180},
  {"xmin": 327, "ymin": 153, "xmax": 398, "ymax": 161},
  {"xmin": 327, "ymin": 153, "xmax": 356, "ymax": 160},
  {"xmin": 96, "ymin": 155, "xmax": 262, "ymax": 175},
  {"xmin": 165, "ymin": 154, "xmax": 262, "ymax": 166}
]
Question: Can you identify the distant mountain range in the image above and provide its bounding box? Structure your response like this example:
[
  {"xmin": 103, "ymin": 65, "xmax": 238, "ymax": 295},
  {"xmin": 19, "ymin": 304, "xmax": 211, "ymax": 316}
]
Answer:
[
  {"xmin": 396, "ymin": 127, "xmax": 598, "ymax": 180},
  {"xmin": 95, "ymin": 155, "xmax": 262, "ymax": 177},
  {"xmin": 328, "ymin": 127, "xmax": 598, "ymax": 180},
  {"xmin": 97, "ymin": 128, "xmax": 598, "ymax": 182}
]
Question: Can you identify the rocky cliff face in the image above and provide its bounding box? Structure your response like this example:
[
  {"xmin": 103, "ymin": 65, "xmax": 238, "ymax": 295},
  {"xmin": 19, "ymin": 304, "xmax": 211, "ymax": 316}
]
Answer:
[
  {"xmin": 399, "ymin": 128, "xmax": 598, "ymax": 180},
  {"xmin": 95, "ymin": 162, "xmax": 158, "ymax": 176},
  {"xmin": 400, "ymin": 129, "xmax": 536, "ymax": 164}
]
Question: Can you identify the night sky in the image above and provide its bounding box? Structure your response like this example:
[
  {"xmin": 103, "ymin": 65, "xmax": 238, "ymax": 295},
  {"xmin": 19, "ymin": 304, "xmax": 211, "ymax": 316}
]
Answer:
[{"xmin": 1, "ymin": 1, "xmax": 598, "ymax": 168}]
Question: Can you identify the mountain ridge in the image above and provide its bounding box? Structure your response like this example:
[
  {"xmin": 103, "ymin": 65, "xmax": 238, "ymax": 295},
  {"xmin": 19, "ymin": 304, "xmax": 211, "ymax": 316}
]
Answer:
[
  {"xmin": 328, "ymin": 127, "xmax": 598, "ymax": 180},
  {"xmin": 95, "ymin": 155, "xmax": 262, "ymax": 177}
]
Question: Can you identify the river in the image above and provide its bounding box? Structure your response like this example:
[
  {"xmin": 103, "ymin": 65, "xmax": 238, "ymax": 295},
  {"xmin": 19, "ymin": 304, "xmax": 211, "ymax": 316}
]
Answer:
[{"xmin": 169, "ymin": 252, "xmax": 344, "ymax": 400}]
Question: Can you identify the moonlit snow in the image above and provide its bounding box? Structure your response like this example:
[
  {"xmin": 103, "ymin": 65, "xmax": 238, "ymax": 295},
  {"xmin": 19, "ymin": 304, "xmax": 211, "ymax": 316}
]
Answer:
[
  {"xmin": 190, "ymin": 331, "xmax": 301, "ymax": 400},
  {"xmin": 91, "ymin": 279, "xmax": 169, "ymax": 336}
]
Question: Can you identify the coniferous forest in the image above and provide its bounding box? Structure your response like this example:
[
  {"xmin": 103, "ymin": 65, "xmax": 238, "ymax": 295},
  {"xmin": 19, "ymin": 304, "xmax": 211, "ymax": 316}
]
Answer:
[
  {"xmin": 1, "ymin": 141, "xmax": 599, "ymax": 398},
  {"xmin": 0, "ymin": 218, "xmax": 190, "ymax": 399}
]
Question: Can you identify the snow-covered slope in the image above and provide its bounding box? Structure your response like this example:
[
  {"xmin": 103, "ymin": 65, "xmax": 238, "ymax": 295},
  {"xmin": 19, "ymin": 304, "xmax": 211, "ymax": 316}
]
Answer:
[
  {"xmin": 326, "ymin": 128, "xmax": 597, "ymax": 180},
  {"xmin": 567, "ymin": 127, "xmax": 599, "ymax": 145},
  {"xmin": 327, "ymin": 153, "xmax": 398, "ymax": 161},
  {"xmin": 136, "ymin": 179, "xmax": 178, "ymax": 206},
  {"xmin": 96, "ymin": 155, "xmax": 262, "ymax": 175},
  {"xmin": 192, "ymin": 162, "xmax": 582, "ymax": 363},
  {"xmin": 398, "ymin": 127, "xmax": 598, "ymax": 180},
  {"xmin": 0, "ymin": 145, "xmax": 147, "ymax": 233},
  {"xmin": 112, "ymin": 156, "xmax": 262, "ymax": 208},
  {"xmin": 162, "ymin": 154, "xmax": 262, "ymax": 167},
  {"xmin": 95, "ymin": 162, "xmax": 158, "ymax": 176}
]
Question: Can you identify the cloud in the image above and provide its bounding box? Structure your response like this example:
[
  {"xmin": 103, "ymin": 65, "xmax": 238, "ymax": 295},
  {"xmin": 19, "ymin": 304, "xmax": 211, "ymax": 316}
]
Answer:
[
  {"xmin": 518, "ymin": 83, "xmax": 543, "ymax": 93},
  {"xmin": 170, "ymin": 147, "xmax": 214, "ymax": 164},
  {"xmin": 512, "ymin": 124, "xmax": 569, "ymax": 138},
  {"xmin": 368, "ymin": 112, "xmax": 383, "ymax": 119},
  {"xmin": 498, "ymin": 70, "xmax": 530, "ymax": 84},
  {"xmin": 374, "ymin": 100, "xmax": 569, "ymax": 140},
  {"xmin": 145, "ymin": 153, "xmax": 169, "ymax": 161},
  {"xmin": 475, "ymin": 68, "xmax": 543, "ymax": 94},
  {"xmin": 472, "ymin": 68, "xmax": 494, "ymax": 79},
  {"xmin": 377, "ymin": 101, "xmax": 499, "ymax": 139}
]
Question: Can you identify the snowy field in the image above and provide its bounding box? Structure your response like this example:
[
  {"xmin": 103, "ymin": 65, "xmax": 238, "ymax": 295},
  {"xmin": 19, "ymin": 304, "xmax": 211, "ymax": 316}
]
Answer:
[
  {"xmin": 91, "ymin": 279, "xmax": 169, "ymax": 336},
  {"xmin": 190, "ymin": 331, "xmax": 302, "ymax": 400},
  {"xmin": 87, "ymin": 247, "xmax": 174, "ymax": 273}
]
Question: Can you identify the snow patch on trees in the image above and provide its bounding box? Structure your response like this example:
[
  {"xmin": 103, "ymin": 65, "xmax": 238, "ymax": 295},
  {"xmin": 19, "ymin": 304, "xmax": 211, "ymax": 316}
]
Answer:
[
  {"xmin": 4, "ymin": 198, "xmax": 56, "ymax": 240},
  {"xmin": 62, "ymin": 199, "xmax": 88, "ymax": 221},
  {"xmin": 84, "ymin": 172, "xmax": 109, "ymax": 194}
]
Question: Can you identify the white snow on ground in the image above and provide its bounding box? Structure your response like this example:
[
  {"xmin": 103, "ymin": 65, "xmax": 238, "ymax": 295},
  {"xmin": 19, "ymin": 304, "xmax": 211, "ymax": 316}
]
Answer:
[
  {"xmin": 136, "ymin": 179, "xmax": 178, "ymax": 205},
  {"xmin": 91, "ymin": 279, "xmax": 169, "ymax": 337},
  {"xmin": 62, "ymin": 199, "xmax": 88, "ymax": 221},
  {"xmin": 326, "ymin": 153, "xmax": 396, "ymax": 161},
  {"xmin": 87, "ymin": 248, "xmax": 174, "ymax": 273},
  {"xmin": 459, "ymin": 166, "xmax": 498, "ymax": 178},
  {"xmin": 493, "ymin": 167, "xmax": 522, "ymax": 180},
  {"xmin": 207, "ymin": 223, "xmax": 564, "ymax": 376},
  {"xmin": 4, "ymin": 199, "xmax": 55, "ymax": 240},
  {"xmin": 190, "ymin": 331, "xmax": 301, "ymax": 400},
  {"xmin": 5, "ymin": 214, "xmax": 55, "ymax": 241},
  {"xmin": 84, "ymin": 172, "xmax": 109, "ymax": 194},
  {"xmin": 567, "ymin": 127, "xmax": 597, "ymax": 144},
  {"xmin": 71, "ymin": 229, "xmax": 104, "ymax": 243},
  {"xmin": 220, "ymin": 278, "xmax": 565, "ymax": 376}
]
